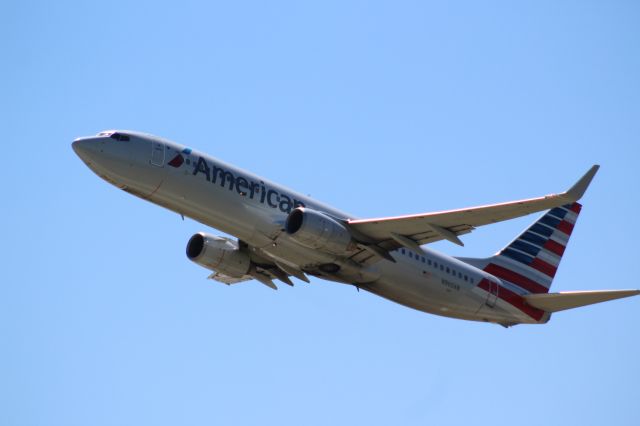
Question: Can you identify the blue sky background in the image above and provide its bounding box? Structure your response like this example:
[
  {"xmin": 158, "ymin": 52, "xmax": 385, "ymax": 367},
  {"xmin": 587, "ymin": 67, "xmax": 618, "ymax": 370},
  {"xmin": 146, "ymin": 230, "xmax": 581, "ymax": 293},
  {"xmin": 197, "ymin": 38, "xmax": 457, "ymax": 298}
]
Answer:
[{"xmin": 2, "ymin": 1, "xmax": 639, "ymax": 425}]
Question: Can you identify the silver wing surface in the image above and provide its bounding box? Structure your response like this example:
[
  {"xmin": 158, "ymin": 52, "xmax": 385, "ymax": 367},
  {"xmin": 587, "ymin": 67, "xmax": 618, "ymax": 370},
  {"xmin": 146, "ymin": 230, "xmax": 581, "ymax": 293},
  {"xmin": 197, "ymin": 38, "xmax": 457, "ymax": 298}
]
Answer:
[{"xmin": 346, "ymin": 165, "xmax": 599, "ymax": 265}]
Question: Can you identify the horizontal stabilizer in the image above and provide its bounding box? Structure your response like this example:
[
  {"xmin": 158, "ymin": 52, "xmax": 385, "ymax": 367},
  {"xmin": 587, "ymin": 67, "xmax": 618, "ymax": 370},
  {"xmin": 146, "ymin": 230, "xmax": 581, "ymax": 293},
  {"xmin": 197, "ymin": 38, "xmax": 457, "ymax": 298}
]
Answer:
[{"xmin": 523, "ymin": 290, "xmax": 640, "ymax": 313}]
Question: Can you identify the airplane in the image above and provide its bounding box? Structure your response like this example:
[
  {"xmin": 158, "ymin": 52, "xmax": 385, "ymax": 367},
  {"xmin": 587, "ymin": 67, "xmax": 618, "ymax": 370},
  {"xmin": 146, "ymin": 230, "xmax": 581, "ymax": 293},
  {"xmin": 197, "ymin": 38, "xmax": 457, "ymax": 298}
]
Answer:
[{"xmin": 72, "ymin": 130, "xmax": 639, "ymax": 327}]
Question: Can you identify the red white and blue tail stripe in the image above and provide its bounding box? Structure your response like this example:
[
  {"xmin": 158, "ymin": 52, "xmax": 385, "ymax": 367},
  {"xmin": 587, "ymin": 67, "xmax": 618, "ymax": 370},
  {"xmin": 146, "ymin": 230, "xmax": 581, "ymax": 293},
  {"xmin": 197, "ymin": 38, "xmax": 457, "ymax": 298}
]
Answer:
[
  {"xmin": 460, "ymin": 203, "xmax": 583, "ymax": 322},
  {"xmin": 489, "ymin": 202, "xmax": 582, "ymax": 294}
]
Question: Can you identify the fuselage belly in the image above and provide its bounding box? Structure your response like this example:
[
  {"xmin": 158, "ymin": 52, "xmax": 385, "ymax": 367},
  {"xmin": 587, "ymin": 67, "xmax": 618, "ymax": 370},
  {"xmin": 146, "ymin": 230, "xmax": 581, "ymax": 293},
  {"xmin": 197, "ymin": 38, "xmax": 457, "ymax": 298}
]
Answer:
[{"xmin": 72, "ymin": 131, "xmax": 546, "ymax": 325}]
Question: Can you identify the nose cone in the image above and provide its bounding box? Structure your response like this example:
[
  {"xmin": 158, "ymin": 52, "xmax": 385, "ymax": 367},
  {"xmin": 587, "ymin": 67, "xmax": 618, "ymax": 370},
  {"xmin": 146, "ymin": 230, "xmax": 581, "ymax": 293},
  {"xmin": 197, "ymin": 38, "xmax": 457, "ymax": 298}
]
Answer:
[
  {"xmin": 72, "ymin": 137, "xmax": 100, "ymax": 163},
  {"xmin": 72, "ymin": 134, "xmax": 137, "ymax": 189}
]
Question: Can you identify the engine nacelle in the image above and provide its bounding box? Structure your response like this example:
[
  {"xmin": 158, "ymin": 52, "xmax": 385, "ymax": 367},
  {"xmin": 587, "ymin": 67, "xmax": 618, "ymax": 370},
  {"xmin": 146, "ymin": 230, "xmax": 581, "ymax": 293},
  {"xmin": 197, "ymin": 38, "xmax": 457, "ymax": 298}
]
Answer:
[
  {"xmin": 284, "ymin": 207, "xmax": 353, "ymax": 255},
  {"xmin": 186, "ymin": 233, "xmax": 251, "ymax": 277}
]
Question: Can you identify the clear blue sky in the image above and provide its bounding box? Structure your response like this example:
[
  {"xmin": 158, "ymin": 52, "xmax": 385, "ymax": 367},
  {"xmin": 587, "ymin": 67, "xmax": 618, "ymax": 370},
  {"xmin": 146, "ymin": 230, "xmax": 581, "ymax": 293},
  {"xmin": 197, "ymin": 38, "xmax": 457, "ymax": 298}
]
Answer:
[{"xmin": 2, "ymin": 1, "xmax": 639, "ymax": 425}]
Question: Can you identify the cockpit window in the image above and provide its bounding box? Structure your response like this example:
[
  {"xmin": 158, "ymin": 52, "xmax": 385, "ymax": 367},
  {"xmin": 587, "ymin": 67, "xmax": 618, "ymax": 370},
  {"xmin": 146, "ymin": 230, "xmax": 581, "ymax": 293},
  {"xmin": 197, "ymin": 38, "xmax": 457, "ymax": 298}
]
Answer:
[
  {"xmin": 109, "ymin": 133, "xmax": 130, "ymax": 141},
  {"xmin": 96, "ymin": 131, "xmax": 129, "ymax": 141}
]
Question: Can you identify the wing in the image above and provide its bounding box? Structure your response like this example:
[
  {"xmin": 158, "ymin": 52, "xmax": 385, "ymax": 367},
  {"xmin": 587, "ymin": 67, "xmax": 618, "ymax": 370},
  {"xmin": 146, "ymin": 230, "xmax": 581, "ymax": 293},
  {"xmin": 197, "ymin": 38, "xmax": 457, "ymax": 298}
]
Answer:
[{"xmin": 346, "ymin": 165, "xmax": 599, "ymax": 264}]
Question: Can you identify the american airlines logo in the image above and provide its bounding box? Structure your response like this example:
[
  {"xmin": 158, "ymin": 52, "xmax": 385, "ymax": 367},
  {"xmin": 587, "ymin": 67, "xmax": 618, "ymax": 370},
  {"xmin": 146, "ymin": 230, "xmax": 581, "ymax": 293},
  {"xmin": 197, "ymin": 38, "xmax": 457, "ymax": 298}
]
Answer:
[
  {"xmin": 168, "ymin": 153, "xmax": 184, "ymax": 168},
  {"xmin": 191, "ymin": 156, "xmax": 305, "ymax": 214}
]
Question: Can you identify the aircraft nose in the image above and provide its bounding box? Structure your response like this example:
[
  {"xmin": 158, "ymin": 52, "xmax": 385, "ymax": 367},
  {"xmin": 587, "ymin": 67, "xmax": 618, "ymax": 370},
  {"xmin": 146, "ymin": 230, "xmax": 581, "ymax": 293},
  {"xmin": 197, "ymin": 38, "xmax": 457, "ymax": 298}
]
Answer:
[{"xmin": 72, "ymin": 137, "xmax": 101, "ymax": 163}]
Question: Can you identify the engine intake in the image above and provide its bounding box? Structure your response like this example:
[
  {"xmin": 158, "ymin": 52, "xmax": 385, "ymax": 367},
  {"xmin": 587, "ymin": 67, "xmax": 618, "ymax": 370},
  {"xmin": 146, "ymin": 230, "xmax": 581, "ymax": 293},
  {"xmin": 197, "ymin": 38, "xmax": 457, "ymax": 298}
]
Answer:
[
  {"xmin": 285, "ymin": 207, "xmax": 353, "ymax": 255},
  {"xmin": 186, "ymin": 232, "xmax": 251, "ymax": 277}
]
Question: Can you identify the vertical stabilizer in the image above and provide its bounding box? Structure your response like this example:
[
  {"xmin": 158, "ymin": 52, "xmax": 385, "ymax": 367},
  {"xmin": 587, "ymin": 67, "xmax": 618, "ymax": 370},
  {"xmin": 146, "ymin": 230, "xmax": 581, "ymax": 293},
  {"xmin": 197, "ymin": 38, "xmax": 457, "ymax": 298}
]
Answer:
[{"xmin": 461, "ymin": 203, "xmax": 583, "ymax": 295}]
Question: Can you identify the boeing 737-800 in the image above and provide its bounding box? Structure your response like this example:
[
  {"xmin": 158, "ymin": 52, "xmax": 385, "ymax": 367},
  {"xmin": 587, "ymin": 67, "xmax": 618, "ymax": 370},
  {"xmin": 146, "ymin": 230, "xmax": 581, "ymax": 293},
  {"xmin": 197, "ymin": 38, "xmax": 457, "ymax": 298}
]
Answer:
[{"xmin": 72, "ymin": 130, "xmax": 639, "ymax": 326}]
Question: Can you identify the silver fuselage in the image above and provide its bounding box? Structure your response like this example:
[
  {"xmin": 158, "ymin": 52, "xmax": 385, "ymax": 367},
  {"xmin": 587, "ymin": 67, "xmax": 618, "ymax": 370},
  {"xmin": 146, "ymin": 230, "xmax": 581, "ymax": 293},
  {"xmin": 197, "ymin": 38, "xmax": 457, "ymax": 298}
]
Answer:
[{"xmin": 73, "ymin": 131, "xmax": 540, "ymax": 325}]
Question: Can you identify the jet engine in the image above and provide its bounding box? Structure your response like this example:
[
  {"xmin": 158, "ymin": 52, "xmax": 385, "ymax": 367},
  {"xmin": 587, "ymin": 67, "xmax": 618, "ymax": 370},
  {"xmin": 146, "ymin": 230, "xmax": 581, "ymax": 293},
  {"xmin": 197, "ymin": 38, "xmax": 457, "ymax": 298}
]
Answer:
[
  {"xmin": 284, "ymin": 207, "xmax": 353, "ymax": 255},
  {"xmin": 186, "ymin": 233, "xmax": 251, "ymax": 277}
]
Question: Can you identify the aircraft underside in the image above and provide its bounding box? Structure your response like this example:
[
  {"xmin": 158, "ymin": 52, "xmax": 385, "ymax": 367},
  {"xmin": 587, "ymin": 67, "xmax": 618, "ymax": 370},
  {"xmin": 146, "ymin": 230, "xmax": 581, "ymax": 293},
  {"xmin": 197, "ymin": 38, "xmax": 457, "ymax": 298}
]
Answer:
[{"xmin": 72, "ymin": 130, "xmax": 639, "ymax": 325}]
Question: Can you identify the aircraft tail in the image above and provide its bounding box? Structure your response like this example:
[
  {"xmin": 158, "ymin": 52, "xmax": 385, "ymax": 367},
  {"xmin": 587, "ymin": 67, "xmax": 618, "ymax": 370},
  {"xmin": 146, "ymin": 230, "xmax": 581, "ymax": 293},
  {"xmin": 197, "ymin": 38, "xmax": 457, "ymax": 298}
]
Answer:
[
  {"xmin": 456, "ymin": 171, "xmax": 640, "ymax": 321},
  {"xmin": 460, "ymin": 202, "xmax": 583, "ymax": 295}
]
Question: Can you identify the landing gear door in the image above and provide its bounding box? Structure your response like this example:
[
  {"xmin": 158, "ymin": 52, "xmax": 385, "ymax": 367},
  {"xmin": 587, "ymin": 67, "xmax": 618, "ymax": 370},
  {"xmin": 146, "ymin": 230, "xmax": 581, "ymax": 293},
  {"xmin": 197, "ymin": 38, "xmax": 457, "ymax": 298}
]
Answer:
[{"xmin": 151, "ymin": 141, "xmax": 165, "ymax": 167}]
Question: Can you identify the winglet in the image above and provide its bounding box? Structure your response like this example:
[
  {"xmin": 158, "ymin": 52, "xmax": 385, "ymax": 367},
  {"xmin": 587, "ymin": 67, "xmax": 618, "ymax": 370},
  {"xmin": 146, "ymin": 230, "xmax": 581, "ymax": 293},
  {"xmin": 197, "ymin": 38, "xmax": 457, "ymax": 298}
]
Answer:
[{"xmin": 564, "ymin": 165, "xmax": 600, "ymax": 202}]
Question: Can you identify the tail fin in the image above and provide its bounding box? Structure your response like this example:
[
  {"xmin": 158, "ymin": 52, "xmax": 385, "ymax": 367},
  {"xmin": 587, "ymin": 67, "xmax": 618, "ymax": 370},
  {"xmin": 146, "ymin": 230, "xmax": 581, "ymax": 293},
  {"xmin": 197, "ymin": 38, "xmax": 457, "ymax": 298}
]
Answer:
[{"xmin": 462, "ymin": 202, "xmax": 583, "ymax": 295}]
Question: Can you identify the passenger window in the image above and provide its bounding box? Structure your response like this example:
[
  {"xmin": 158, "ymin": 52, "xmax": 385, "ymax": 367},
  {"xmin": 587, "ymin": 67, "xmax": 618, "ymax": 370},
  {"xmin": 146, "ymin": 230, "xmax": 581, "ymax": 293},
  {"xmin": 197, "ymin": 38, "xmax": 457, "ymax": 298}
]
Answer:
[
  {"xmin": 401, "ymin": 249, "xmax": 405, "ymax": 254},
  {"xmin": 421, "ymin": 257, "xmax": 425, "ymax": 263},
  {"xmin": 446, "ymin": 267, "xmax": 450, "ymax": 273},
  {"xmin": 409, "ymin": 252, "xmax": 413, "ymax": 258},
  {"xmin": 440, "ymin": 265, "xmax": 444, "ymax": 271},
  {"xmin": 464, "ymin": 275, "xmax": 468, "ymax": 281},
  {"xmin": 428, "ymin": 259, "xmax": 432, "ymax": 266}
]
